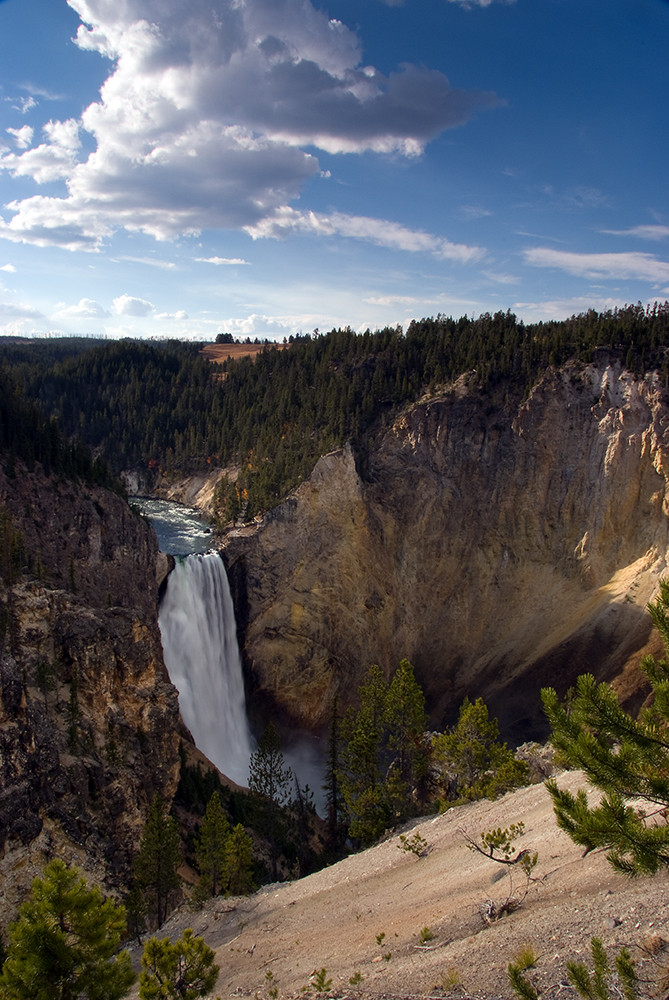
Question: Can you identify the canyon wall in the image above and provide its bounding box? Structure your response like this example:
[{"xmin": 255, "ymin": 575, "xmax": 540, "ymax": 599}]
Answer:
[
  {"xmin": 224, "ymin": 358, "xmax": 669, "ymax": 739},
  {"xmin": 0, "ymin": 465, "xmax": 182, "ymax": 917}
]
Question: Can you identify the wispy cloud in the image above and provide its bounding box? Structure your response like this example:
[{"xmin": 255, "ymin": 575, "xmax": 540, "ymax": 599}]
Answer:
[
  {"xmin": 445, "ymin": 0, "xmax": 516, "ymax": 7},
  {"xmin": 0, "ymin": 263, "xmax": 16, "ymax": 273},
  {"xmin": 114, "ymin": 255, "xmax": 177, "ymax": 270},
  {"xmin": 247, "ymin": 208, "xmax": 485, "ymax": 263},
  {"xmin": 603, "ymin": 224, "xmax": 669, "ymax": 242},
  {"xmin": 364, "ymin": 294, "xmax": 423, "ymax": 306},
  {"xmin": 6, "ymin": 125, "xmax": 34, "ymax": 150},
  {"xmin": 0, "ymin": 0, "xmax": 498, "ymax": 250},
  {"xmin": 513, "ymin": 295, "xmax": 636, "ymax": 323},
  {"xmin": 195, "ymin": 256, "xmax": 251, "ymax": 266},
  {"xmin": 523, "ymin": 248, "xmax": 669, "ymax": 286}
]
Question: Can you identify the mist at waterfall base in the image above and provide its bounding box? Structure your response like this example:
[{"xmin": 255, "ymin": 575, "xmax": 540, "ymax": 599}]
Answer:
[{"xmin": 144, "ymin": 499, "xmax": 326, "ymax": 809}]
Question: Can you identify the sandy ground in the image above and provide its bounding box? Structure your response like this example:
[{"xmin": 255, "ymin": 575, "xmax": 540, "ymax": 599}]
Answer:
[{"xmin": 128, "ymin": 771, "xmax": 669, "ymax": 999}]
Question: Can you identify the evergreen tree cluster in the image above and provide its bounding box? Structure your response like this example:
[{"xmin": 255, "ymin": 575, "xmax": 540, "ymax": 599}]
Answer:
[
  {"xmin": 0, "ymin": 364, "xmax": 118, "ymax": 490},
  {"xmin": 333, "ymin": 660, "xmax": 529, "ymax": 848},
  {"xmin": 2, "ymin": 303, "xmax": 668, "ymax": 519}
]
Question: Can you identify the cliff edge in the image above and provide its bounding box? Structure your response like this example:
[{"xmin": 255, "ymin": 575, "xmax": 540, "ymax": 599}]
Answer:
[{"xmin": 224, "ymin": 358, "xmax": 669, "ymax": 737}]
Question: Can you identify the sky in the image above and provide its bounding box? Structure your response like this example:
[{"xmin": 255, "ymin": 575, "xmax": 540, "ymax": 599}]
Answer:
[{"xmin": 0, "ymin": 0, "xmax": 667, "ymax": 341}]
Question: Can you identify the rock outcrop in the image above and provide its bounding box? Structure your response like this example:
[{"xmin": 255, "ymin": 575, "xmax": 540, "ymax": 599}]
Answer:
[
  {"xmin": 0, "ymin": 464, "xmax": 182, "ymax": 920},
  {"xmin": 224, "ymin": 359, "xmax": 669, "ymax": 739}
]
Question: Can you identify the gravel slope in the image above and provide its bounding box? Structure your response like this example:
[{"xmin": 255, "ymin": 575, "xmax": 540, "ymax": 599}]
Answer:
[{"xmin": 129, "ymin": 771, "xmax": 669, "ymax": 999}]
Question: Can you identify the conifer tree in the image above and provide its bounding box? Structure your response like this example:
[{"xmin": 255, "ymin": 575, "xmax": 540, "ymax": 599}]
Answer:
[
  {"xmin": 139, "ymin": 929, "xmax": 218, "ymax": 1000},
  {"xmin": 194, "ymin": 791, "xmax": 229, "ymax": 898},
  {"xmin": 322, "ymin": 698, "xmax": 347, "ymax": 859},
  {"xmin": 543, "ymin": 579, "xmax": 669, "ymax": 876},
  {"xmin": 0, "ymin": 859, "xmax": 135, "ymax": 1000},
  {"xmin": 222, "ymin": 823, "xmax": 255, "ymax": 895},
  {"xmin": 384, "ymin": 658, "xmax": 429, "ymax": 814},
  {"xmin": 248, "ymin": 721, "xmax": 291, "ymax": 878},
  {"xmin": 134, "ymin": 793, "xmax": 181, "ymax": 927},
  {"xmin": 339, "ymin": 663, "xmax": 391, "ymax": 845},
  {"xmin": 434, "ymin": 697, "xmax": 528, "ymax": 802}
]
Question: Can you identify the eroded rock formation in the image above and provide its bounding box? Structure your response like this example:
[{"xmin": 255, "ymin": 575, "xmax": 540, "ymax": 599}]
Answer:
[
  {"xmin": 224, "ymin": 358, "xmax": 669, "ymax": 738},
  {"xmin": 0, "ymin": 465, "xmax": 181, "ymax": 917}
]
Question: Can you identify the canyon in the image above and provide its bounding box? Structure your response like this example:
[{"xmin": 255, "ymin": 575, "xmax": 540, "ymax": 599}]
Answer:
[
  {"xmin": 222, "ymin": 356, "xmax": 669, "ymax": 738},
  {"xmin": 2, "ymin": 350, "xmax": 669, "ymax": 930}
]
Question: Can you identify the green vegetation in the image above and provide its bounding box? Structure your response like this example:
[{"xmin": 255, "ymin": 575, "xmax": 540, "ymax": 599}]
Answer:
[
  {"xmin": 0, "ymin": 363, "xmax": 118, "ymax": 490},
  {"xmin": 138, "ymin": 929, "xmax": 219, "ymax": 1000},
  {"xmin": 397, "ymin": 830, "xmax": 429, "ymax": 857},
  {"xmin": 133, "ymin": 793, "xmax": 182, "ymax": 928},
  {"xmin": 310, "ymin": 968, "xmax": 333, "ymax": 992},
  {"xmin": 194, "ymin": 791, "xmax": 230, "ymax": 898},
  {"xmin": 509, "ymin": 938, "xmax": 638, "ymax": 1000},
  {"xmin": 543, "ymin": 579, "xmax": 669, "ymax": 875},
  {"xmin": 434, "ymin": 697, "xmax": 529, "ymax": 804},
  {"xmin": 339, "ymin": 659, "xmax": 428, "ymax": 845},
  {"xmin": 0, "ymin": 860, "xmax": 135, "ymax": 1000},
  {"xmin": 248, "ymin": 721, "xmax": 293, "ymax": 879},
  {"xmin": 464, "ymin": 822, "xmax": 539, "ymax": 921},
  {"xmin": 3, "ymin": 304, "xmax": 668, "ymax": 519}
]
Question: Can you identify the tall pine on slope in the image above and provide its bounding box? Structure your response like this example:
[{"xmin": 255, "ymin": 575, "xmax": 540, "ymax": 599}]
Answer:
[
  {"xmin": 542, "ymin": 579, "xmax": 669, "ymax": 875},
  {"xmin": 134, "ymin": 794, "xmax": 182, "ymax": 927},
  {"xmin": 194, "ymin": 791, "xmax": 230, "ymax": 898}
]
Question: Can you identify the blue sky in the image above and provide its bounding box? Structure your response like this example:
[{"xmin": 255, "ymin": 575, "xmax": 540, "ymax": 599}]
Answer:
[{"xmin": 0, "ymin": 0, "xmax": 667, "ymax": 341}]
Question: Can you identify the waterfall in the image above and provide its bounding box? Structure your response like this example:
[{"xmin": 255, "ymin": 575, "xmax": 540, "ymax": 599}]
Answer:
[{"xmin": 158, "ymin": 551, "xmax": 253, "ymax": 787}]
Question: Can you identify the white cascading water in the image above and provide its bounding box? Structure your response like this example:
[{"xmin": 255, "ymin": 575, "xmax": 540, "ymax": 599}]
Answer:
[{"xmin": 158, "ymin": 552, "xmax": 254, "ymax": 787}]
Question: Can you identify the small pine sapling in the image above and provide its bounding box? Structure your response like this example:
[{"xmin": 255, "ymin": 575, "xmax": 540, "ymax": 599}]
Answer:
[
  {"xmin": 397, "ymin": 831, "xmax": 429, "ymax": 857},
  {"xmin": 509, "ymin": 937, "xmax": 638, "ymax": 1000},
  {"xmin": 462, "ymin": 822, "xmax": 539, "ymax": 922},
  {"xmin": 310, "ymin": 968, "xmax": 332, "ymax": 992}
]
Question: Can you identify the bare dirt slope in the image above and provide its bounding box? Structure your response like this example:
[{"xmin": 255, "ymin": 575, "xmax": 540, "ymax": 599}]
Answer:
[
  {"xmin": 200, "ymin": 343, "xmax": 287, "ymax": 365},
  {"xmin": 128, "ymin": 771, "xmax": 669, "ymax": 999}
]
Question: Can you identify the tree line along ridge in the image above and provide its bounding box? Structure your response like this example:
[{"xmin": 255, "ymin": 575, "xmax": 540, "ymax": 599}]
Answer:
[{"xmin": 0, "ymin": 303, "xmax": 668, "ymax": 520}]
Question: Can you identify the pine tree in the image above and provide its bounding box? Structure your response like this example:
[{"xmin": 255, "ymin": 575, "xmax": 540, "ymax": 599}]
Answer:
[
  {"xmin": 384, "ymin": 658, "xmax": 429, "ymax": 816},
  {"xmin": 139, "ymin": 929, "xmax": 218, "ymax": 1000},
  {"xmin": 433, "ymin": 697, "xmax": 528, "ymax": 802},
  {"xmin": 339, "ymin": 663, "xmax": 391, "ymax": 845},
  {"xmin": 0, "ymin": 859, "xmax": 135, "ymax": 1000},
  {"xmin": 542, "ymin": 579, "xmax": 669, "ymax": 875},
  {"xmin": 194, "ymin": 791, "xmax": 229, "ymax": 898},
  {"xmin": 248, "ymin": 722, "xmax": 291, "ymax": 878},
  {"xmin": 322, "ymin": 698, "xmax": 347, "ymax": 859},
  {"xmin": 134, "ymin": 794, "xmax": 181, "ymax": 927},
  {"xmin": 222, "ymin": 824, "xmax": 255, "ymax": 895}
]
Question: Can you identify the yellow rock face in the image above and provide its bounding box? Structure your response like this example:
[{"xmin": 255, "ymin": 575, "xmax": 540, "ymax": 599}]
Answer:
[{"xmin": 225, "ymin": 361, "xmax": 669, "ymax": 738}]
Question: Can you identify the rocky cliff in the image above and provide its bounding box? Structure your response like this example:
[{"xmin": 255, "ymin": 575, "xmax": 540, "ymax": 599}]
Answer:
[
  {"xmin": 224, "ymin": 357, "xmax": 669, "ymax": 739},
  {"xmin": 0, "ymin": 463, "xmax": 182, "ymax": 919}
]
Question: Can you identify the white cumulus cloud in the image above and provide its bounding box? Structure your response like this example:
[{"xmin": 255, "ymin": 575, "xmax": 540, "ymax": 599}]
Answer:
[
  {"xmin": 112, "ymin": 293, "xmax": 155, "ymax": 316},
  {"xmin": 1, "ymin": 119, "xmax": 81, "ymax": 183},
  {"xmin": 54, "ymin": 298, "xmax": 109, "ymax": 318},
  {"xmin": 0, "ymin": 0, "xmax": 498, "ymax": 250}
]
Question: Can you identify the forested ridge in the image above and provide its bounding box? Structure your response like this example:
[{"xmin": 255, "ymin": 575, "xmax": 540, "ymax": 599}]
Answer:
[{"xmin": 1, "ymin": 303, "xmax": 668, "ymax": 518}]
